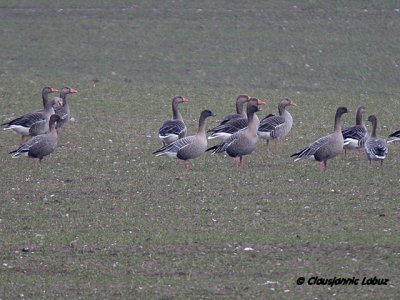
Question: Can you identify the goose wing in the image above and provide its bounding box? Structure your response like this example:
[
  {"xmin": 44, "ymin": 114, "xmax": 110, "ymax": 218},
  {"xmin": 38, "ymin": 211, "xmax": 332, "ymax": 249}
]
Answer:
[
  {"xmin": 153, "ymin": 136, "xmax": 194, "ymax": 156},
  {"xmin": 258, "ymin": 115, "xmax": 284, "ymax": 132},
  {"xmin": 291, "ymin": 135, "xmax": 331, "ymax": 161},
  {"xmin": 159, "ymin": 120, "xmax": 186, "ymax": 138}
]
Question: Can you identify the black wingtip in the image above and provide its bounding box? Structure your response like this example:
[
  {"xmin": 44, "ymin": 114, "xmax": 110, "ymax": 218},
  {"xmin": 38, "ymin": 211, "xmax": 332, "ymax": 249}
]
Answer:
[
  {"xmin": 152, "ymin": 149, "xmax": 161, "ymax": 155},
  {"xmin": 205, "ymin": 145, "xmax": 218, "ymax": 152},
  {"xmin": 389, "ymin": 130, "xmax": 400, "ymax": 138},
  {"xmin": 290, "ymin": 150, "xmax": 302, "ymax": 158},
  {"xmin": 261, "ymin": 113, "xmax": 275, "ymax": 122}
]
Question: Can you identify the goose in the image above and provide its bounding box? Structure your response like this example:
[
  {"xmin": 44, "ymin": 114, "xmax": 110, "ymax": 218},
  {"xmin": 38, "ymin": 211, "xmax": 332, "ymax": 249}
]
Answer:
[
  {"xmin": 158, "ymin": 95, "xmax": 189, "ymax": 145},
  {"xmin": 364, "ymin": 115, "xmax": 388, "ymax": 166},
  {"xmin": 342, "ymin": 105, "xmax": 368, "ymax": 156},
  {"xmin": 206, "ymin": 100, "xmax": 263, "ymax": 168},
  {"xmin": 29, "ymin": 98, "xmax": 63, "ymax": 136},
  {"xmin": 217, "ymin": 94, "xmax": 250, "ymax": 125},
  {"xmin": 207, "ymin": 97, "xmax": 266, "ymax": 140},
  {"xmin": 153, "ymin": 109, "xmax": 215, "ymax": 170},
  {"xmin": 9, "ymin": 114, "xmax": 61, "ymax": 163},
  {"xmin": 291, "ymin": 107, "xmax": 349, "ymax": 171},
  {"xmin": 258, "ymin": 97, "xmax": 297, "ymax": 153},
  {"xmin": 2, "ymin": 87, "xmax": 59, "ymax": 144},
  {"xmin": 387, "ymin": 129, "xmax": 400, "ymax": 143},
  {"xmin": 53, "ymin": 86, "xmax": 78, "ymax": 130}
]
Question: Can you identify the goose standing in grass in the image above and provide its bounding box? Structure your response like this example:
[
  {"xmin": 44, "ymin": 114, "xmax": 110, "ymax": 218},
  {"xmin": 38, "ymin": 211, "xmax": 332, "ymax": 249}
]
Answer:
[
  {"xmin": 258, "ymin": 97, "xmax": 297, "ymax": 154},
  {"xmin": 207, "ymin": 97, "xmax": 266, "ymax": 140},
  {"xmin": 291, "ymin": 107, "xmax": 349, "ymax": 172},
  {"xmin": 342, "ymin": 105, "xmax": 368, "ymax": 157},
  {"xmin": 387, "ymin": 129, "xmax": 400, "ymax": 143},
  {"xmin": 216, "ymin": 94, "xmax": 250, "ymax": 125},
  {"xmin": 2, "ymin": 87, "xmax": 59, "ymax": 144},
  {"xmin": 53, "ymin": 86, "xmax": 78, "ymax": 131},
  {"xmin": 206, "ymin": 99, "xmax": 264, "ymax": 168},
  {"xmin": 153, "ymin": 109, "xmax": 215, "ymax": 170},
  {"xmin": 9, "ymin": 114, "xmax": 61, "ymax": 163},
  {"xmin": 158, "ymin": 95, "xmax": 189, "ymax": 145},
  {"xmin": 29, "ymin": 98, "xmax": 63, "ymax": 137},
  {"xmin": 364, "ymin": 115, "xmax": 388, "ymax": 166}
]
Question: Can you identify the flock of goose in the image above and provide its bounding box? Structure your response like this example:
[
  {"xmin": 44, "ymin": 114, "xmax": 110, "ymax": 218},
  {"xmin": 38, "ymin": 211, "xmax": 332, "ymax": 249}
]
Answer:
[
  {"xmin": 3, "ymin": 88, "xmax": 400, "ymax": 170},
  {"xmin": 153, "ymin": 95, "xmax": 400, "ymax": 171},
  {"xmin": 2, "ymin": 86, "xmax": 78, "ymax": 163}
]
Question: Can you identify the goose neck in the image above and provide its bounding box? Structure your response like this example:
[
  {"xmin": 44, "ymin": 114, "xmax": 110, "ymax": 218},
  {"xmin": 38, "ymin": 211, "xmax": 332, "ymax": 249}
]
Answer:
[
  {"xmin": 236, "ymin": 100, "xmax": 245, "ymax": 115},
  {"xmin": 370, "ymin": 119, "xmax": 378, "ymax": 138},
  {"xmin": 334, "ymin": 112, "xmax": 344, "ymax": 132},
  {"xmin": 172, "ymin": 101, "xmax": 182, "ymax": 121},
  {"xmin": 355, "ymin": 109, "xmax": 364, "ymax": 125}
]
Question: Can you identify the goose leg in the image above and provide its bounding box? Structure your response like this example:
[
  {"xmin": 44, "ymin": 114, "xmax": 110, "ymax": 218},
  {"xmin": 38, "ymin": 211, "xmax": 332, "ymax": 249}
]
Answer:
[
  {"xmin": 356, "ymin": 149, "xmax": 363, "ymax": 160},
  {"xmin": 265, "ymin": 140, "xmax": 269, "ymax": 155},
  {"xmin": 19, "ymin": 136, "xmax": 25, "ymax": 145},
  {"xmin": 238, "ymin": 156, "xmax": 244, "ymax": 168},
  {"xmin": 183, "ymin": 160, "xmax": 190, "ymax": 170},
  {"xmin": 319, "ymin": 161, "xmax": 327, "ymax": 172},
  {"xmin": 274, "ymin": 139, "xmax": 279, "ymax": 154}
]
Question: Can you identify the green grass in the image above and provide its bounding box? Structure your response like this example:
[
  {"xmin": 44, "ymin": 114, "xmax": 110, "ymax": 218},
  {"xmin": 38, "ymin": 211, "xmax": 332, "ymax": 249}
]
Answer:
[{"xmin": 1, "ymin": 1, "xmax": 400, "ymax": 298}]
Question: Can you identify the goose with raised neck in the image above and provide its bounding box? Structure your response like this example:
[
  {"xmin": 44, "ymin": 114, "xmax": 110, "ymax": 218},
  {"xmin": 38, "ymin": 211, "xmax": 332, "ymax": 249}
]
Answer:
[
  {"xmin": 291, "ymin": 106, "xmax": 349, "ymax": 171},
  {"xmin": 158, "ymin": 95, "xmax": 189, "ymax": 145},
  {"xmin": 2, "ymin": 87, "xmax": 58, "ymax": 144},
  {"xmin": 342, "ymin": 105, "xmax": 368, "ymax": 156},
  {"xmin": 207, "ymin": 97, "xmax": 266, "ymax": 140},
  {"xmin": 153, "ymin": 109, "xmax": 215, "ymax": 170},
  {"xmin": 258, "ymin": 97, "xmax": 297, "ymax": 154},
  {"xmin": 206, "ymin": 99, "xmax": 264, "ymax": 167},
  {"xmin": 364, "ymin": 115, "xmax": 388, "ymax": 166},
  {"xmin": 9, "ymin": 114, "xmax": 61, "ymax": 163}
]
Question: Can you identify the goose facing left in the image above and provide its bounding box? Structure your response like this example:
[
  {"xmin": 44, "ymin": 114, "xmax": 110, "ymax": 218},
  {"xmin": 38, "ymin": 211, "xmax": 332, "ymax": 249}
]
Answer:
[{"xmin": 153, "ymin": 109, "xmax": 215, "ymax": 170}]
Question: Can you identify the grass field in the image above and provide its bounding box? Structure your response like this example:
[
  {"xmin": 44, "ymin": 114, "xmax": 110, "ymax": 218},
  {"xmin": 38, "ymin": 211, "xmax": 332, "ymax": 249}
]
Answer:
[{"xmin": 1, "ymin": 1, "xmax": 400, "ymax": 298}]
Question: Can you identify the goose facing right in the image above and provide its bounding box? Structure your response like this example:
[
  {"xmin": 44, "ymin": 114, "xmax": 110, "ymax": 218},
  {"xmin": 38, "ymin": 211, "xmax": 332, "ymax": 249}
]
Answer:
[
  {"xmin": 206, "ymin": 100, "xmax": 263, "ymax": 168},
  {"xmin": 9, "ymin": 114, "xmax": 61, "ymax": 163},
  {"xmin": 29, "ymin": 97, "xmax": 63, "ymax": 136},
  {"xmin": 158, "ymin": 95, "xmax": 189, "ymax": 146},
  {"xmin": 258, "ymin": 97, "xmax": 297, "ymax": 154},
  {"xmin": 2, "ymin": 87, "xmax": 59, "ymax": 144},
  {"xmin": 364, "ymin": 115, "xmax": 388, "ymax": 166},
  {"xmin": 218, "ymin": 94, "xmax": 250, "ymax": 125},
  {"xmin": 291, "ymin": 107, "xmax": 349, "ymax": 171},
  {"xmin": 207, "ymin": 97, "xmax": 266, "ymax": 140},
  {"xmin": 53, "ymin": 86, "xmax": 78, "ymax": 130},
  {"xmin": 153, "ymin": 109, "xmax": 215, "ymax": 170}
]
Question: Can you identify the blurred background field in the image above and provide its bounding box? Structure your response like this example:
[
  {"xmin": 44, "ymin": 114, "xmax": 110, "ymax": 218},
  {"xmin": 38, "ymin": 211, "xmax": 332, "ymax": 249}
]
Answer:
[{"xmin": 0, "ymin": 1, "xmax": 399, "ymax": 298}]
